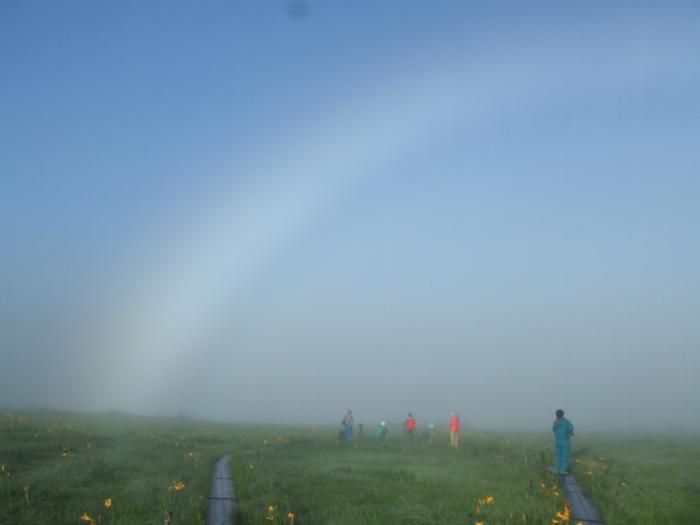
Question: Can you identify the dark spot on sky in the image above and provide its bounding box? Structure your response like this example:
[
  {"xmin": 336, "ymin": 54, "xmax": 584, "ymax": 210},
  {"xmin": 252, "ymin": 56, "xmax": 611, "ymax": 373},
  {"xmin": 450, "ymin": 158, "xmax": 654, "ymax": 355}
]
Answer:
[{"xmin": 285, "ymin": 1, "xmax": 309, "ymax": 20}]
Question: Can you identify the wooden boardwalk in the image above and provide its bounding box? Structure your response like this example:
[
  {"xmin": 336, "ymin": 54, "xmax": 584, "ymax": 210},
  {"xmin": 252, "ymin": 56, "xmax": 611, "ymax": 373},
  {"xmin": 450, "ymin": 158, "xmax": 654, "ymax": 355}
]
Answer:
[
  {"xmin": 561, "ymin": 474, "xmax": 605, "ymax": 524},
  {"xmin": 205, "ymin": 454, "xmax": 603, "ymax": 524},
  {"xmin": 207, "ymin": 455, "xmax": 235, "ymax": 525}
]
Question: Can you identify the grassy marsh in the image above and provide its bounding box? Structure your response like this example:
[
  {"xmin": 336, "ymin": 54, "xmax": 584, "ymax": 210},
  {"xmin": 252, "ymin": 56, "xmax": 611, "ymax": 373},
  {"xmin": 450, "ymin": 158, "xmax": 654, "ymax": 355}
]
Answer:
[{"xmin": 1, "ymin": 410, "xmax": 698, "ymax": 524}]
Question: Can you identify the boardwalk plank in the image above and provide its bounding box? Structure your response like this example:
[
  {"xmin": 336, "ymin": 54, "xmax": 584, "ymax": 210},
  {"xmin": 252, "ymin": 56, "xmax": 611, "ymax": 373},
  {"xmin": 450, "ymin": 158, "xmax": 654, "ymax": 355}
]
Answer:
[
  {"xmin": 207, "ymin": 455, "xmax": 235, "ymax": 525},
  {"xmin": 561, "ymin": 474, "xmax": 605, "ymax": 524}
]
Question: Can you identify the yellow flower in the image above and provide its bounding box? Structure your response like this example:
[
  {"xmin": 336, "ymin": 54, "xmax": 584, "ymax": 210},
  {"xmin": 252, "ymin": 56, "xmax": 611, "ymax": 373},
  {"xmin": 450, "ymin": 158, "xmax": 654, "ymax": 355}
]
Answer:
[
  {"xmin": 104, "ymin": 498, "xmax": 112, "ymax": 508},
  {"xmin": 485, "ymin": 495, "xmax": 494, "ymax": 505},
  {"xmin": 168, "ymin": 481, "xmax": 186, "ymax": 491},
  {"xmin": 80, "ymin": 513, "xmax": 95, "ymax": 524},
  {"xmin": 476, "ymin": 522, "xmax": 484, "ymax": 525},
  {"xmin": 268, "ymin": 505, "xmax": 276, "ymax": 513}
]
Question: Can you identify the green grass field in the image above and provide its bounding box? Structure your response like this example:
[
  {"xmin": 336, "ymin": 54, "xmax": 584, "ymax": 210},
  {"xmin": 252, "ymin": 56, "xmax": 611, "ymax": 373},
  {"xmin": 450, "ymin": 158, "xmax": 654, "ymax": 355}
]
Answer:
[{"xmin": 1, "ymin": 410, "xmax": 698, "ymax": 524}]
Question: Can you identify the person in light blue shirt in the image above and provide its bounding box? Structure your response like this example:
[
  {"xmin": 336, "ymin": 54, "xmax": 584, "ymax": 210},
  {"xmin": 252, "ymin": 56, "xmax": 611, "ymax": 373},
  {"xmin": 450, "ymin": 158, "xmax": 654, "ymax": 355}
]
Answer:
[
  {"xmin": 342, "ymin": 409, "xmax": 354, "ymax": 441},
  {"xmin": 552, "ymin": 409, "xmax": 575, "ymax": 474}
]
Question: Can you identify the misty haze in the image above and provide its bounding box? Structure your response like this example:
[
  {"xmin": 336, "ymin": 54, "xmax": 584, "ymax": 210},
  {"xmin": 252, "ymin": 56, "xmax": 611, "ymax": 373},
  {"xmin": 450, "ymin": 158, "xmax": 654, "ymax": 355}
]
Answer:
[{"xmin": 1, "ymin": 2, "xmax": 699, "ymax": 524}]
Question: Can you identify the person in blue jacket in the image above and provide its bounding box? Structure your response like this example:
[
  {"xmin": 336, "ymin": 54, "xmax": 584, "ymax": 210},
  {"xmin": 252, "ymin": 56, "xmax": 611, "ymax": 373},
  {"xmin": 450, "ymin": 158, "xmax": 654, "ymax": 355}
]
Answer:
[
  {"xmin": 552, "ymin": 409, "xmax": 575, "ymax": 474},
  {"xmin": 342, "ymin": 409, "xmax": 354, "ymax": 441}
]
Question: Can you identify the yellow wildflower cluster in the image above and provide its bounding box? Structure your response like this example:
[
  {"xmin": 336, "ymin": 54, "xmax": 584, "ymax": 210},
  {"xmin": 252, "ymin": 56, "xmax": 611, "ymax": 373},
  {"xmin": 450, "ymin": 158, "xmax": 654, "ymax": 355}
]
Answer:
[
  {"xmin": 265, "ymin": 505, "xmax": 296, "ymax": 524},
  {"xmin": 477, "ymin": 495, "xmax": 494, "ymax": 506},
  {"xmin": 80, "ymin": 496, "xmax": 113, "ymax": 523},
  {"xmin": 577, "ymin": 457, "xmax": 608, "ymax": 477},
  {"xmin": 539, "ymin": 480, "xmax": 560, "ymax": 497},
  {"xmin": 169, "ymin": 481, "xmax": 186, "ymax": 492},
  {"xmin": 474, "ymin": 495, "xmax": 495, "ymax": 518},
  {"xmin": 550, "ymin": 502, "xmax": 583, "ymax": 525},
  {"xmin": 551, "ymin": 502, "xmax": 570, "ymax": 523}
]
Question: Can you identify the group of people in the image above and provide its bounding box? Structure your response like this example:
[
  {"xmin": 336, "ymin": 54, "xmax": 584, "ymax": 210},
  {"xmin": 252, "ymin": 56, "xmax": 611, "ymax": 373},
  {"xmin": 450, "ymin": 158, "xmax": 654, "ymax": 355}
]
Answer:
[
  {"xmin": 341, "ymin": 408, "xmax": 576, "ymax": 474},
  {"xmin": 340, "ymin": 409, "xmax": 461, "ymax": 446}
]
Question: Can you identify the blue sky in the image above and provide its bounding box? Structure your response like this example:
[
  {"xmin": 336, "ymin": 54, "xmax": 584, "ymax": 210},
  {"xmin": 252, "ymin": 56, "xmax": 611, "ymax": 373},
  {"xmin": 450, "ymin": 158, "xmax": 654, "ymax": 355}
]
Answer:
[{"xmin": 1, "ymin": 1, "xmax": 699, "ymax": 428}]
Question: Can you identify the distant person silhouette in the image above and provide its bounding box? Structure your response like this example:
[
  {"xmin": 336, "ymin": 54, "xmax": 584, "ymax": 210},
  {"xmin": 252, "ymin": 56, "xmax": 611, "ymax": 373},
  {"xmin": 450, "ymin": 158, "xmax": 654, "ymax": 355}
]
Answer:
[
  {"xmin": 405, "ymin": 413, "xmax": 416, "ymax": 439},
  {"xmin": 373, "ymin": 420, "xmax": 388, "ymax": 440},
  {"xmin": 449, "ymin": 412, "xmax": 460, "ymax": 448},
  {"xmin": 552, "ymin": 409, "xmax": 575, "ymax": 474},
  {"xmin": 342, "ymin": 409, "xmax": 354, "ymax": 441},
  {"xmin": 426, "ymin": 423, "xmax": 436, "ymax": 444}
]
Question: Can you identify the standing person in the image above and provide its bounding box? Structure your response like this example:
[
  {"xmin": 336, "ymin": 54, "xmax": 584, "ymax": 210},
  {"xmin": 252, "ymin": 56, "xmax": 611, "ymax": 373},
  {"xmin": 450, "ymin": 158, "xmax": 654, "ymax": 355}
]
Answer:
[
  {"xmin": 552, "ymin": 409, "xmax": 575, "ymax": 474},
  {"xmin": 373, "ymin": 420, "xmax": 388, "ymax": 440},
  {"xmin": 426, "ymin": 423, "xmax": 436, "ymax": 444},
  {"xmin": 342, "ymin": 409, "xmax": 354, "ymax": 441},
  {"xmin": 405, "ymin": 413, "xmax": 416, "ymax": 439},
  {"xmin": 448, "ymin": 412, "xmax": 460, "ymax": 448},
  {"xmin": 449, "ymin": 412, "xmax": 460, "ymax": 448}
]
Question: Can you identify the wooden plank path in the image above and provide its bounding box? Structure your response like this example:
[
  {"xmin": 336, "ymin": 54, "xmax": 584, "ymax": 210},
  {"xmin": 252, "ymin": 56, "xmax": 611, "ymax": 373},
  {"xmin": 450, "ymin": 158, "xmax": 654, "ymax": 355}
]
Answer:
[
  {"xmin": 207, "ymin": 455, "xmax": 236, "ymax": 525},
  {"xmin": 204, "ymin": 454, "xmax": 603, "ymax": 524},
  {"xmin": 561, "ymin": 474, "xmax": 605, "ymax": 524}
]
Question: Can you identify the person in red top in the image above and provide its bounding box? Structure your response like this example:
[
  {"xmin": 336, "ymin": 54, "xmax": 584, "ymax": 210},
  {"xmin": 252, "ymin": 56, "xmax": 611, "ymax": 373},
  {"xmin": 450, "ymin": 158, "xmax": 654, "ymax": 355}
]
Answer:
[
  {"xmin": 405, "ymin": 413, "xmax": 416, "ymax": 439},
  {"xmin": 449, "ymin": 412, "xmax": 460, "ymax": 448}
]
